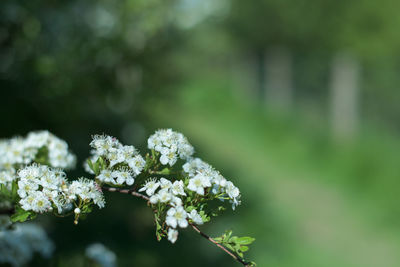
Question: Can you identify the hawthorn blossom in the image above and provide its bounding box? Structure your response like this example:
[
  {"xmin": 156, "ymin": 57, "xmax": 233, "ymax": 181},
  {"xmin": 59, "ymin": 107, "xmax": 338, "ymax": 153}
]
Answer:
[
  {"xmin": 187, "ymin": 173, "xmax": 211, "ymax": 195},
  {"xmin": 86, "ymin": 135, "xmax": 144, "ymax": 186},
  {"xmin": 85, "ymin": 243, "xmax": 116, "ymax": 267},
  {"xmin": 188, "ymin": 209, "xmax": 203, "ymax": 225},
  {"xmin": 0, "ymin": 223, "xmax": 54, "ymax": 266},
  {"xmin": 69, "ymin": 178, "xmax": 105, "ymax": 209},
  {"xmin": 171, "ymin": 180, "xmax": 186, "ymax": 196},
  {"xmin": 148, "ymin": 129, "xmax": 194, "ymax": 166},
  {"xmin": 139, "ymin": 178, "xmax": 160, "ymax": 196},
  {"xmin": 166, "ymin": 206, "xmax": 188, "ymax": 228},
  {"xmin": 168, "ymin": 228, "xmax": 179, "ymax": 244},
  {"xmin": 17, "ymin": 165, "xmax": 71, "ymax": 213}
]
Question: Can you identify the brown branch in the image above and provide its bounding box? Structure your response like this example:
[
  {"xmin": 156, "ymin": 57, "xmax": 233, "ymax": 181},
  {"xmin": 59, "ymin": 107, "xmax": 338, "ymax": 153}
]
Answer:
[
  {"xmin": 102, "ymin": 187, "xmax": 149, "ymax": 201},
  {"xmin": 190, "ymin": 223, "xmax": 252, "ymax": 267},
  {"xmin": 102, "ymin": 186, "xmax": 252, "ymax": 266}
]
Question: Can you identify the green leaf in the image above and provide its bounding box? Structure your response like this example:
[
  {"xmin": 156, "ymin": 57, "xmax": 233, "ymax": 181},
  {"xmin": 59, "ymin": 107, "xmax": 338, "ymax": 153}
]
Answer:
[
  {"xmin": 10, "ymin": 207, "xmax": 36, "ymax": 223},
  {"xmin": 11, "ymin": 181, "xmax": 17, "ymax": 200},
  {"xmin": 186, "ymin": 206, "xmax": 195, "ymax": 212},
  {"xmin": 213, "ymin": 237, "xmax": 223, "ymax": 242},
  {"xmin": 98, "ymin": 157, "xmax": 106, "ymax": 170},
  {"xmin": 225, "ymin": 243, "xmax": 234, "ymax": 251},
  {"xmin": 158, "ymin": 168, "xmax": 171, "ymax": 175},
  {"xmin": 235, "ymin": 236, "xmax": 256, "ymax": 245},
  {"xmin": 0, "ymin": 184, "xmax": 11, "ymax": 198},
  {"xmin": 87, "ymin": 159, "xmax": 94, "ymax": 172},
  {"xmin": 240, "ymin": 246, "xmax": 249, "ymax": 252}
]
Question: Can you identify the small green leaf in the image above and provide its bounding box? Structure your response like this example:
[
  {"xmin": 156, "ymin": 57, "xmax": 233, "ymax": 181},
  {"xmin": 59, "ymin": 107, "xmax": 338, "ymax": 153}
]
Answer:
[
  {"xmin": 158, "ymin": 168, "xmax": 171, "ymax": 175},
  {"xmin": 11, "ymin": 181, "xmax": 18, "ymax": 200},
  {"xmin": 225, "ymin": 243, "xmax": 234, "ymax": 251},
  {"xmin": 235, "ymin": 236, "xmax": 256, "ymax": 245},
  {"xmin": 87, "ymin": 159, "xmax": 94, "ymax": 171},
  {"xmin": 0, "ymin": 184, "xmax": 11, "ymax": 198},
  {"xmin": 240, "ymin": 246, "xmax": 249, "ymax": 252},
  {"xmin": 10, "ymin": 207, "xmax": 36, "ymax": 223}
]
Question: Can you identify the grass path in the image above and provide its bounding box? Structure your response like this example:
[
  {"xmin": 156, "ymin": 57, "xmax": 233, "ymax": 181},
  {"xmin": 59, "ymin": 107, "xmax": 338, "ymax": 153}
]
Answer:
[{"xmin": 151, "ymin": 98, "xmax": 400, "ymax": 266}]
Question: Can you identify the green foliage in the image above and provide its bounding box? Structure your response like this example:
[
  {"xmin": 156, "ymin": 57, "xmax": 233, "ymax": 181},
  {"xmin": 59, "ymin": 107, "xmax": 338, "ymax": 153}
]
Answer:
[
  {"xmin": 213, "ymin": 230, "xmax": 255, "ymax": 260},
  {"xmin": 10, "ymin": 206, "xmax": 37, "ymax": 223},
  {"xmin": 87, "ymin": 158, "xmax": 107, "ymax": 177},
  {"xmin": 34, "ymin": 146, "xmax": 50, "ymax": 166},
  {"xmin": 0, "ymin": 181, "xmax": 18, "ymax": 202}
]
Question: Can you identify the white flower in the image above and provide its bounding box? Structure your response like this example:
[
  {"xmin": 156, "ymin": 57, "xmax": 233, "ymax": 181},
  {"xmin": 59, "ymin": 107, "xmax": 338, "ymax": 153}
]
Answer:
[
  {"xmin": 112, "ymin": 169, "xmax": 134, "ymax": 186},
  {"xmin": 0, "ymin": 223, "xmax": 54, "ymax": 266},
  {"xmin": 159, "ymin": 177, "xmax": 172, "ymax": 190},
  {"xmin": 107, "ymin": 148, "xmax": 124, "ymax": 167},
  {"xmin": 157, "ymin": 189, "xmax": 172, "ymax": 203},
  {"xmin": 188, "ymin": 209, "xmax": 203, "ymax": 225},
  {"xmin": 17, "ymin": 180, "xmax": 38, "ymax": 198},
  {"xmin": 170, "ymin": 180, "xmax": 186, "ymax": 196},
  {"xmin": 118, "ymin": 145, "xmax": 138, "ymax": 161},
  {"xmin": 224, "ymin": 181, "xmax": 241, "ymax": 210},
  {"xmin": 183, "ymin": 158, "xmax": 209, "ymax": 177},
  {"xmin": 166, "ymin": 206, "xmax": 188, "ymax": 228},
  {"xmin": 74, "ymin": 208, "xmax": 81, "ymax": 214},
  {"xmin": 85, "ymin": 243, "xmax": 116, "ymax": 267},
  {"xmin": 90, "ymin": 135, "xmax": 119, "ymax": 155},
  {"xmin": 98, "ymin": 169, "xmax": 114, "ymax": 184},
  {"xmin": 168, "ymin": 228, "xmax": 179, "ymax": 244},
  {"xmin": 126, "ymin": 155, "xmax": 145, "ymax": 176},
  {"xmin": 170, "ymin": 196, "xmax": 183, "ymax": 207},
  {"xmin": 17, "ymin": 165, "xmax": 72, "ymax": 213},
  {"xmin": 31, "ymin": 192, "xmax": 51, "ymax": 213},
  {"xmin": 138, "ymin": 178, "xmax": 160, "ymax": 196},
  {"xmin": 187, "ymin": 174, "xmax": 211, "ymax": 195},
  {"xmin": 147, "ymin": 129, "xmax": 194, "ymax": 167},
  {"xmin": 225, "ymin": 181, "xmax": 240, "ymax": 199},
  {"xmin": 69, "ymin": 178, "xmax": 105, "ymax": 209},
  {"xmin": 0, "ymin": 170, "xmax": 15, "ymax": 187},
  {"xmin": 87, "ymin": 134, "xmax": 145, "ymax": 180},
  {"xmin": 149, "ymin": 194, "xmax": 159, "ymax": 204},
  {"xmin": 160, "ymin": 151, "xmax": 177, "ymax": 166}
]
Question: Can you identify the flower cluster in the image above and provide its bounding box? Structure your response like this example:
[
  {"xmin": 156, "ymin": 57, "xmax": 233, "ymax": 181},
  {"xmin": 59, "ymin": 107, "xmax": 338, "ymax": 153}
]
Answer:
[
  {"xmin": 0, "ymin": 169, "xmax": 16, "ymax": 190},
  {"xmin": 0, "ymin": 130, "xmax": 76, "ymax": 171},
  {"xmin": 69, "ymin": 178, "xmax": 105, "ymax": 209},
  {"xmin": 130, "ymin": 130, "xmax": 242, "ymax": 244},
  {"xmin": 183, "ymin": 158, "xmax": 241, "ymax": 209},
  {"xmin": 0, "ymin": 129, "xmax": 252, "ymax": 264},
  {"xmin": 18, "ymin": 165, "xmax": 69, "ymax": 213},
  {"xmin": 139, "ymin": 177, "xmax": 196, "ymax": 243},
  {"xmin": 85, "ymin": 243, "xmax": 117, "ymax": 267},
  {"xmin": 17, "ymin": 164, "xmax": 104, "ymax": 215},
  {"xmin": 148, "ymin": 129, "xmax": 194, "ymax": 166},
  {"xmin": 87, "ymin": 135, "xmax": 145, "ymax": 186},
  {"xmin": 0, "ymin": 223, "xmax": 54, "ymax": 267}
]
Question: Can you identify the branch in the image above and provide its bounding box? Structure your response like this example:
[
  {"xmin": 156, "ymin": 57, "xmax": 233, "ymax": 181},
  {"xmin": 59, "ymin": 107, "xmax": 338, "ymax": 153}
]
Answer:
[
  {"xmin": 102, "ymin": 187, "xmax": 149, "ymax": 201},
  {"xmin": 102, "ymin": 186, "xmax": 252, "ymax": 266},
  {"xmin": 190, "ymin": 223, "xmax": 252, "ymax": 266}
]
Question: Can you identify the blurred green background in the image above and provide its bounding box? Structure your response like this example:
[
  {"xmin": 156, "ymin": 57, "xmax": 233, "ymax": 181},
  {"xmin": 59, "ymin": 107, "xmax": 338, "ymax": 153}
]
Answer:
[{"xmin": 1, "ymin": 0, "xmax": 400, "ymax": 266}]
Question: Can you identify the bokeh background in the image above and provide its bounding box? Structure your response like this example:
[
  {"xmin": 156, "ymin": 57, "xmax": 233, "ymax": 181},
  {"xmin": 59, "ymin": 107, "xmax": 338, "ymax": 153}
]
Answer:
[{"xmin": 1, "ymin": 0, "xmax": 400, "ymax": 266}]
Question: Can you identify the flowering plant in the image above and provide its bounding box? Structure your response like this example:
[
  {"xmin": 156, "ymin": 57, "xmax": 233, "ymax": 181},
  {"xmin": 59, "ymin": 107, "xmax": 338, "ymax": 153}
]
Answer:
[{"xmin": 0, "ymin": 129, "xmax": 256, "ymax": 266}]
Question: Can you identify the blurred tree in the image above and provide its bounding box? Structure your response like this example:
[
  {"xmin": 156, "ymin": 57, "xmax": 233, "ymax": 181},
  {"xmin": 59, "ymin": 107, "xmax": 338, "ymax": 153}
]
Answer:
[
  {"xmin": 0, "ymin": 0, "xmax": 181, "ymax": 144},
  {"xmin": 227, "ymin": 0, "xmax": 400, "ymax": 132}
]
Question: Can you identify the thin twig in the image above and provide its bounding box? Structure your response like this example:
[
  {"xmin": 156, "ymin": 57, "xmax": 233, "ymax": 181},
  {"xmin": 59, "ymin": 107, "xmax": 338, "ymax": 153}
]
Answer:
[
  {"xmin": 102, "ymin": 186, "xmax": 251, "ymax": 266},
  {"xmin": 102, "ymin": 187, "xmax": 149, "ymax": 201},
  {"xmin": 190, "ymin": 223, "xmax": 252, "ymax": 267}
]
